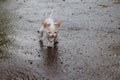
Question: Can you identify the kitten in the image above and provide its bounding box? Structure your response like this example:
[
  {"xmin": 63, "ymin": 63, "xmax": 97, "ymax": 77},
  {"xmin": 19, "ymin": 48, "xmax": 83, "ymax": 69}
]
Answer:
[{"xmin": 39, "ymin": 18, "xmax": 61, "ymax": 48}]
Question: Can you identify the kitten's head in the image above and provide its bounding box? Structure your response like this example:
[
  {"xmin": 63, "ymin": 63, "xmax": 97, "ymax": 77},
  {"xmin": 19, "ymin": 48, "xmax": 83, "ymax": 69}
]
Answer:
[{"xmin": 42, "ymin": 21, "xmax": 61, "ymax": 38}]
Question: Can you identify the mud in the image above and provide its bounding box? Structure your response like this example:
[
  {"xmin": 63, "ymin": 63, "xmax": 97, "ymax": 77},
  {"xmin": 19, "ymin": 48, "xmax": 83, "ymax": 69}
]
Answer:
[{"xmin": 0, "ymin": 0, "xmax": 120, "ymax": 80}]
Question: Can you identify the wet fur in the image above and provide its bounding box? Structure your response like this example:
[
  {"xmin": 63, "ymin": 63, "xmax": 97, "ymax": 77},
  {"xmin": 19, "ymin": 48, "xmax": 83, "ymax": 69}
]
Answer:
[{"xmin": 39, "ymin": 18, "xmax": 61, "ymax": 48}]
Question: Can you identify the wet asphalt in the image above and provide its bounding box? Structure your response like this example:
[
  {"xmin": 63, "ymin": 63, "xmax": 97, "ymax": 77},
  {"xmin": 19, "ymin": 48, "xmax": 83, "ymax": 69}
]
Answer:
[{"xmin": 0, "ymin": 0, "xmax": 120, "ymax": 80}]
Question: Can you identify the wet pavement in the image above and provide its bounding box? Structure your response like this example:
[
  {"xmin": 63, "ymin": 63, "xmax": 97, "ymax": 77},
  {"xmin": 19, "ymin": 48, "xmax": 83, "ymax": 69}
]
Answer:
[{"xmin": 0, "ymin": 0, "xmax": 120, "ymax": 80}]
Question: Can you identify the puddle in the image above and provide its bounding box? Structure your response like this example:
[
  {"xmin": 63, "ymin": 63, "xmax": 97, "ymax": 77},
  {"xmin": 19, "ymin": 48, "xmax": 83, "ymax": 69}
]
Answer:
[{"xmin": 39, "ymin": 41, "xmax": 59, "ymax": 66}]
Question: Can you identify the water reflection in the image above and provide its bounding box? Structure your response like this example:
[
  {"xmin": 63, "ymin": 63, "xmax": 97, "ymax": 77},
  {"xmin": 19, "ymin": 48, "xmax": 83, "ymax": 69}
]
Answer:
[{"xmin": 39, "ymin": 41, "xmax": 59, "ymax": 66}]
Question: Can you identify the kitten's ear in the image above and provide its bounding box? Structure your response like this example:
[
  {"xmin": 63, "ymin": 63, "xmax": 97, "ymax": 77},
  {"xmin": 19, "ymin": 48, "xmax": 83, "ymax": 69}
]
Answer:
[
  {"xmin": 42, "ymin": 21, "xmax": 48, "ymax": 28},
  {"xmin": 55, "ymin": 21, "xmax": 61, "ymax": 28}
]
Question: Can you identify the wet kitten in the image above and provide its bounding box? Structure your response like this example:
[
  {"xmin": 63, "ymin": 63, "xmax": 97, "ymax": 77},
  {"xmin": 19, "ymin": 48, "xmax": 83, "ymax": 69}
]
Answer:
[{"xmin": 39, "ymin": 18, "xmax": 61, "ymax": 48}]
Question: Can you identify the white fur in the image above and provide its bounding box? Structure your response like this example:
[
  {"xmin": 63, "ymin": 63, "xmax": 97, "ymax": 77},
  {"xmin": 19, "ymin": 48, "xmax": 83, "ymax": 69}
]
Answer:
[{"xmin": 39, "ymin": 18, "xmax": 61, "ymax": 47}]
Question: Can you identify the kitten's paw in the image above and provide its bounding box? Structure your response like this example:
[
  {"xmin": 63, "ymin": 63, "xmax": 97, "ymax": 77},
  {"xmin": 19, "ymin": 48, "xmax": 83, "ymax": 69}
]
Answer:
[
  {"xmin": 40, "ymin": 38, "xmax": 43, "ymax": 41},
  {"xmin": 54, "ymin": 41, "xmax": 59, "ymax": 43},
  {"xmin": 47, "ymin": 45, "xmax": 52, "ymax": 48},
  {"xmin": 39, "ymin": 40, "xmax": 43, "ymax": 43},
  {"xmin": 37, "ymin": 30, "xmax": 40, "ymax": 33}
]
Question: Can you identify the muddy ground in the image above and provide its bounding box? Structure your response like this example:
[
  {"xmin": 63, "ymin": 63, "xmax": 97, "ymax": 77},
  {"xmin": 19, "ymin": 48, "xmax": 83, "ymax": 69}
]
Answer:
[{"xmin": 0, "ymin": 0, "xmax": 120, "ymax": 80}]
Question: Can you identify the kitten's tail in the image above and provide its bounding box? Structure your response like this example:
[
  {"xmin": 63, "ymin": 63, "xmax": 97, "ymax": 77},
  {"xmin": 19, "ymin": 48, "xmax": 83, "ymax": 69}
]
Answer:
[{"xmin": 49, "ymin": 8, "xmax": 54, "ymax": 18}]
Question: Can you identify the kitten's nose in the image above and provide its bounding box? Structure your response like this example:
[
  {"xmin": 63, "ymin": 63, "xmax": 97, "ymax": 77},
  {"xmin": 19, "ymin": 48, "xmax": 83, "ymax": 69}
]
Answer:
[{"xmin": 51, "ymin": 35, "xmax": 54, "ymax": 38}]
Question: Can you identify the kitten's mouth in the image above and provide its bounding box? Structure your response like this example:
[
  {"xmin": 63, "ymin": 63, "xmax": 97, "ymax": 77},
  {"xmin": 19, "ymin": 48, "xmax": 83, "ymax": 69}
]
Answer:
[
  {"xmin": 49, "ymin": 37, "xmax": 54, "ymax": 41},
  {"xmin": 50, "ymin": 41, "xmax": 53, "ymax": 42},
  {"xmin": 50, "ymin": 39, "xmax": 54, "ymax": 43},
  {"xmin": 50, "ymin": 36, "xmax": 55, "ymax": 38}
]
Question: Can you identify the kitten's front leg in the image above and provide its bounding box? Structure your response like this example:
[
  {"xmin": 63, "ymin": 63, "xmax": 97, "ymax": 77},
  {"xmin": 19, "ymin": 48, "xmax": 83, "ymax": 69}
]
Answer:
[
  {"xmin": 39, "ymin": 27, "xmax": 44, "ymax": 41},
  {"xmin": 54, "ymin": 35, "xmax": 59, "ymax": 43},
  {"xmin": 46, "ymin": 35, "xmax": 52, "ymax": 48}
]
